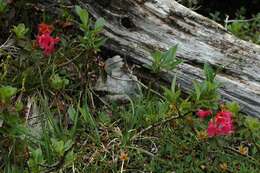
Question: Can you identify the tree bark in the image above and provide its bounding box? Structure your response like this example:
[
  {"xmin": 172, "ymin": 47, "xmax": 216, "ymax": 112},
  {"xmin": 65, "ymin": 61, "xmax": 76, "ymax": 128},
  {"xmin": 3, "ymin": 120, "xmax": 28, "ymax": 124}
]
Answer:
[{"xmin": 78, "ymin": 0, "xmax": 260, "ymax": 117}]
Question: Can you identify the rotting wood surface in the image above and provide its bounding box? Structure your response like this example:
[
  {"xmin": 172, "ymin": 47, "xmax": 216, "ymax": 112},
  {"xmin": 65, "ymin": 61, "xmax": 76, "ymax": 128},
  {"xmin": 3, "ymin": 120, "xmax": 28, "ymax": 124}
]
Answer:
[{"xmin": 79, "ymin": 0, "xmax": 260, "ymax": 117}]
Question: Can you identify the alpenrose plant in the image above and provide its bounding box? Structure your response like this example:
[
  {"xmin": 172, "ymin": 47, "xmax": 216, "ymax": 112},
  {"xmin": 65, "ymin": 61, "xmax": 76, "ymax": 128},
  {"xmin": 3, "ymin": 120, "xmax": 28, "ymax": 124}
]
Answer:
[
  {"xmin": 36, "ymin": 23, "xmax": 60, "ymax": 56},
  {"xmin": 165, "ymin": 63, "xmax": 235, "ymax": 138},
  {"xmin": 197, "ymin": 109, "xmax": 234, "ymax": 137}
]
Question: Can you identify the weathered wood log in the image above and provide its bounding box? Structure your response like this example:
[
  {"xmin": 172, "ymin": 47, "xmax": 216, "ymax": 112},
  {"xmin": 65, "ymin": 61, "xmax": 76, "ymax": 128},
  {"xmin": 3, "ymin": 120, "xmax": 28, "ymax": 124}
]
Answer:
[{"xmin": 79, "ymin": 0, "xmax": 260, "ymax": 117}]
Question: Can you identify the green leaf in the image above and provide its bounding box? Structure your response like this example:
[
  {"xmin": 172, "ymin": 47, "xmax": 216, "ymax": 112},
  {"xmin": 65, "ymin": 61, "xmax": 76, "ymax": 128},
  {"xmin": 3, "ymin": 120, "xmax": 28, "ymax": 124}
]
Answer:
[
  {"xmin": 245, "ymin": 116, "xmax": 260, "ymax": 133},
  {"xmin": 161, "ymin": 45, "xmax": 181, "ymax": 70},
  {"xmin": 150, "ymin": 45, "xmax": 180, "ymax": 73},
  {"xmin": 49, "ymin": 74, "xmax": 69, "ymax": 90},
  {"xmin": 203, "ymin": 63, "xmax": 216, "ymax": 82},
  {"xmin": 163, "ymin": 86, "xmax": 181, "ymax": 103},
  {"xmin": 226, "ymin": 102, "xmax": 240, "ymax": 116},
  {"xmin": 98, "ymin": 112, "xmax": 111, "ymax": 125},
  {"xmin": 163, "ymin": 45, "xmax": 178, "ymax": 62},
  {"xmin": 79, "ymin": 106, "xmax": 91, "ymax": 125},
  {"xmin": 15, "ymin": 101, "xmax": 24, "ymax": 112},
  {"xmin": 180, "ymin": 99, "xmax": 192, "ymax": 112},
  {"xmin": 93, "ymin": 37, "xmax": 107, "ymax": 49},
  {"xmin": 171, "ymin": 76, "xmax": 177, "ymax": 93},
  {"xmin": 12, "ymin": 23, "xmax": 29, "ymax": 39},
  {"xmin": 64, "ymin": 150, "xmax": 75, "ymax": 166},
  {"xmin": 192, "ymin": 81, "xmax": 201, "ymax": 101},
  {"xmin": 0, "ymin": 0, "xmax": 7, "ymax": 13},
  {"xmin": 68, "ymin": 106, "xmax": 77, "ymax": 122},
  {"xmin": 75, "ymin": 5, "xmax": 89, "ymax": 29},
  {"xmin": 64, "ymin": 139, "xmax": 74, "ymax": 150},
  {"xmin": 31, "ymin": 148, "xmax": 44, "ymax": 164},
  {"xmin": 151, "ymin": 50, "xmax": 162, "ymax": 63},
  {"xmin": 28, "ymin": 148, "xmax": 45, "ymax": 173},
  {"xmin": 51, "ymin": 138, "xmax": 65, "ymax": 156},
  {"xmin": 0, "ymin": 86, "xmax": 17, "ymax": 103},
  {"xmin": 94, "ymin": 17, "xmax": 105, "ymax": 31}
]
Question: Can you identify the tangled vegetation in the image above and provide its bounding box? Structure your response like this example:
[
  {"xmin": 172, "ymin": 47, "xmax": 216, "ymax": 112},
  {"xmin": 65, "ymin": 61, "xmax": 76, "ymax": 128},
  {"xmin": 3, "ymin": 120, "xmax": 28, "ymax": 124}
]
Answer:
[
  {"xmin": 179, "ymin": 0, "xmax": 260, "ymax": 44},
  {"xmin": 0, "ymin": 1, "xmax": 259, "ymax": 173}
]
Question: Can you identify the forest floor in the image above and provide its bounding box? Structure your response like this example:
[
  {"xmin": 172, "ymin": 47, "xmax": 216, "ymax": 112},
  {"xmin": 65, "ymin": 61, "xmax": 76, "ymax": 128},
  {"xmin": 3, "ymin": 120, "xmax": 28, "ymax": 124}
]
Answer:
[{"xmin": 0, "ymin": 1, "xmax": 259, "ymax": 172}]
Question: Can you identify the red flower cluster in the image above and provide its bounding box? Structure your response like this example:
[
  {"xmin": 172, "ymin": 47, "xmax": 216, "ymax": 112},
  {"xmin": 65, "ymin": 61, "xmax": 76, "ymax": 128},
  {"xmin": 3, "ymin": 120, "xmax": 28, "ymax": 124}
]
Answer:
[
  {"xmin": 196, "ymin": 109, "xmax": 212, "ymax": 118},
  {"xmin": 36, "ymin": 23, "xmax": 60, "ymax": 56},
  {"xmin": 196, "ymin": 109, "xmax": 234, "ymax": 137},
  {"xmin": 207, "ymin": 111, "xmax": 234, "ymax": 137}
]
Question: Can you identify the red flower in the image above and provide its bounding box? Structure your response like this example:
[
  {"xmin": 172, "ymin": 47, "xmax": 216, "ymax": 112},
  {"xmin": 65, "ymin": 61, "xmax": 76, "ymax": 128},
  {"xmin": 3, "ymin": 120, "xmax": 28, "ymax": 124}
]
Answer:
[
  {"xmin": 38, "ymin": 23, "xmax": 54, "ymax": 34},
  {"xmin": 36, "ymin": 33, "xmax": 60, "ymax": 56},
  {"xmin": 196, "ymin": 109, "xmax": 212, "ymax": 118},
  {"xmin": 207, "ymin": 111, "xmax": 234, "ymax": 137},
  {"xmin": 207, "ymin": 120, "xmax": 217, "ymax": 137}
]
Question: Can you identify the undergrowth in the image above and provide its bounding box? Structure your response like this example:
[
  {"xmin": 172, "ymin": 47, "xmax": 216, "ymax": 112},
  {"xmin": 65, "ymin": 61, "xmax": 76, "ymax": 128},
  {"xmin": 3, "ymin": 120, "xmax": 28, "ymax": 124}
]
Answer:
[
  {"xmin": 179, "ymin": 0, "xmax": 260, "ymax": 44},
  {"xmin": 0, "ymin": 1, "xmax": 259, "ymax": 173}
]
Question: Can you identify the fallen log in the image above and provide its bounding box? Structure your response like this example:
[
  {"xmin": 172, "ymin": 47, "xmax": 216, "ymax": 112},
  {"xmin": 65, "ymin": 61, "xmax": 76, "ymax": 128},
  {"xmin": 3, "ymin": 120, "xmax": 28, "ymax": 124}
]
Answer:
[{"xmin": 79, "ymin": 0, "xmax": 260, "ymax": 117}]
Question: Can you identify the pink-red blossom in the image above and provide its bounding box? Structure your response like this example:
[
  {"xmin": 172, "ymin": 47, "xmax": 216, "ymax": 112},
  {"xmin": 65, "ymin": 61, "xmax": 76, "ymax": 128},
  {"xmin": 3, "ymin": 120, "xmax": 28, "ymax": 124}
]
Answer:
[
  {"xmin": 207, "ymin": 111, "xmax": 234, "ymax": 137},
  {"xmin": 36, "ymin": 22, "xmax": 60, "ymax": 56},
  {"xmin": 196, "ymin": 109, "xmax": 212, "ymax": 118},
  {"xmin": 36, "ymin": 33, "xmax": 60, "ymax": 56}
]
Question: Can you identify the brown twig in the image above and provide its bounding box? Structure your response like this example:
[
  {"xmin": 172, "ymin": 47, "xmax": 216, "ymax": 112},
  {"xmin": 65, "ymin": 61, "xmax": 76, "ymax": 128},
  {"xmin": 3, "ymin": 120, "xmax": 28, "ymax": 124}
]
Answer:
[
  {"xmin": 223, "ymin": 146, "xmax": 259, "ymax": 165},
  {"xmin": 131, "ymin": 114, "xmax": 179, "ymax": 140}
]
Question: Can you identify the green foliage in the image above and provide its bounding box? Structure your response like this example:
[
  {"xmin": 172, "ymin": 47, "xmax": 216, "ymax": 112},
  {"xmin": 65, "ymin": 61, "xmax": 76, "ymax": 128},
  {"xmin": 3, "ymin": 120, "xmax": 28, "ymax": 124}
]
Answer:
[
  {"xmin": 95, "ymin": 18, "xmax": 106, "ymax": 32},
  {"xmin": 49, "ymin": 74, "xmax": 69, "ymax": 90},
  {"xmin": 245, "ymin": 116, "xmax": 260, "ymax": 133},
  {"xmin": 163, "ymin": 76, "xmax": 181, "ymax": 103},
  {"xmin": 28, "ymin": 148, "xmax": 45, "ymax": 173},
  {"xmin": 226, "ymin": 102, "xmax": 240, "ymax": 116},
  {"xmin": 0, "ymin": 3, "xmax": 106, "ymax": 170},
  {"xmin": 210, "ymin": 7, "xmax": 260, "ymax": 45},
  {"xmin": 162, "ymin": 63, "xmax": 220, "ymax": 118},
  {"xmin": 0, "ymin": 0, "xmax": 7, "ymax": 13},
  {"xmin": 191, "ymin": 64, "xmax": 220, "ymax": 109},
  {"xmin": 75, "ymin": 5, "xmax": 106, "ymax": 51},
  {"xmin": 180, "ymin": 2, "xmax": 260, "ymax": 45},
  {"xmin": 227, "ymin": 13, "xmax": 260, "ymax": 44},
  {"xmin": 12, "ymin": 23, "xmax": 29, "ymax": 39},
  {"xmin": 0, "ymin": 87, "xmax": 32, "ymax": 172},
  {"xmin": 228, "ymin": 22, "xmax": 244, "ymax": 35},
  {"xmin": 0, "ymin": 85, "xmax": 17, "ymax": 103},
  {"xmin": 151, "ymin": 45, "xmax": 182, "ymax": 73},
  {"xmin": 0, "ymin": 2, "xmax": 259, "ymax": 173},
  {"xmin": 51, "ymin": 138, "xmax": 74, "ymax": 157},
  {"xmin": 75, "ymin": 5, "xmax": 89, "ymax": 31},
  {"xmin": 245, "ymin": 116, "xmax": 260, "ymax": 150},
  {"xmin": 209, "ymin": 11, "xmax": 222, "ymax": 22},
  {"xmin": 203, "ymin": 63, "xmax": 216, "ymax": 82}
]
